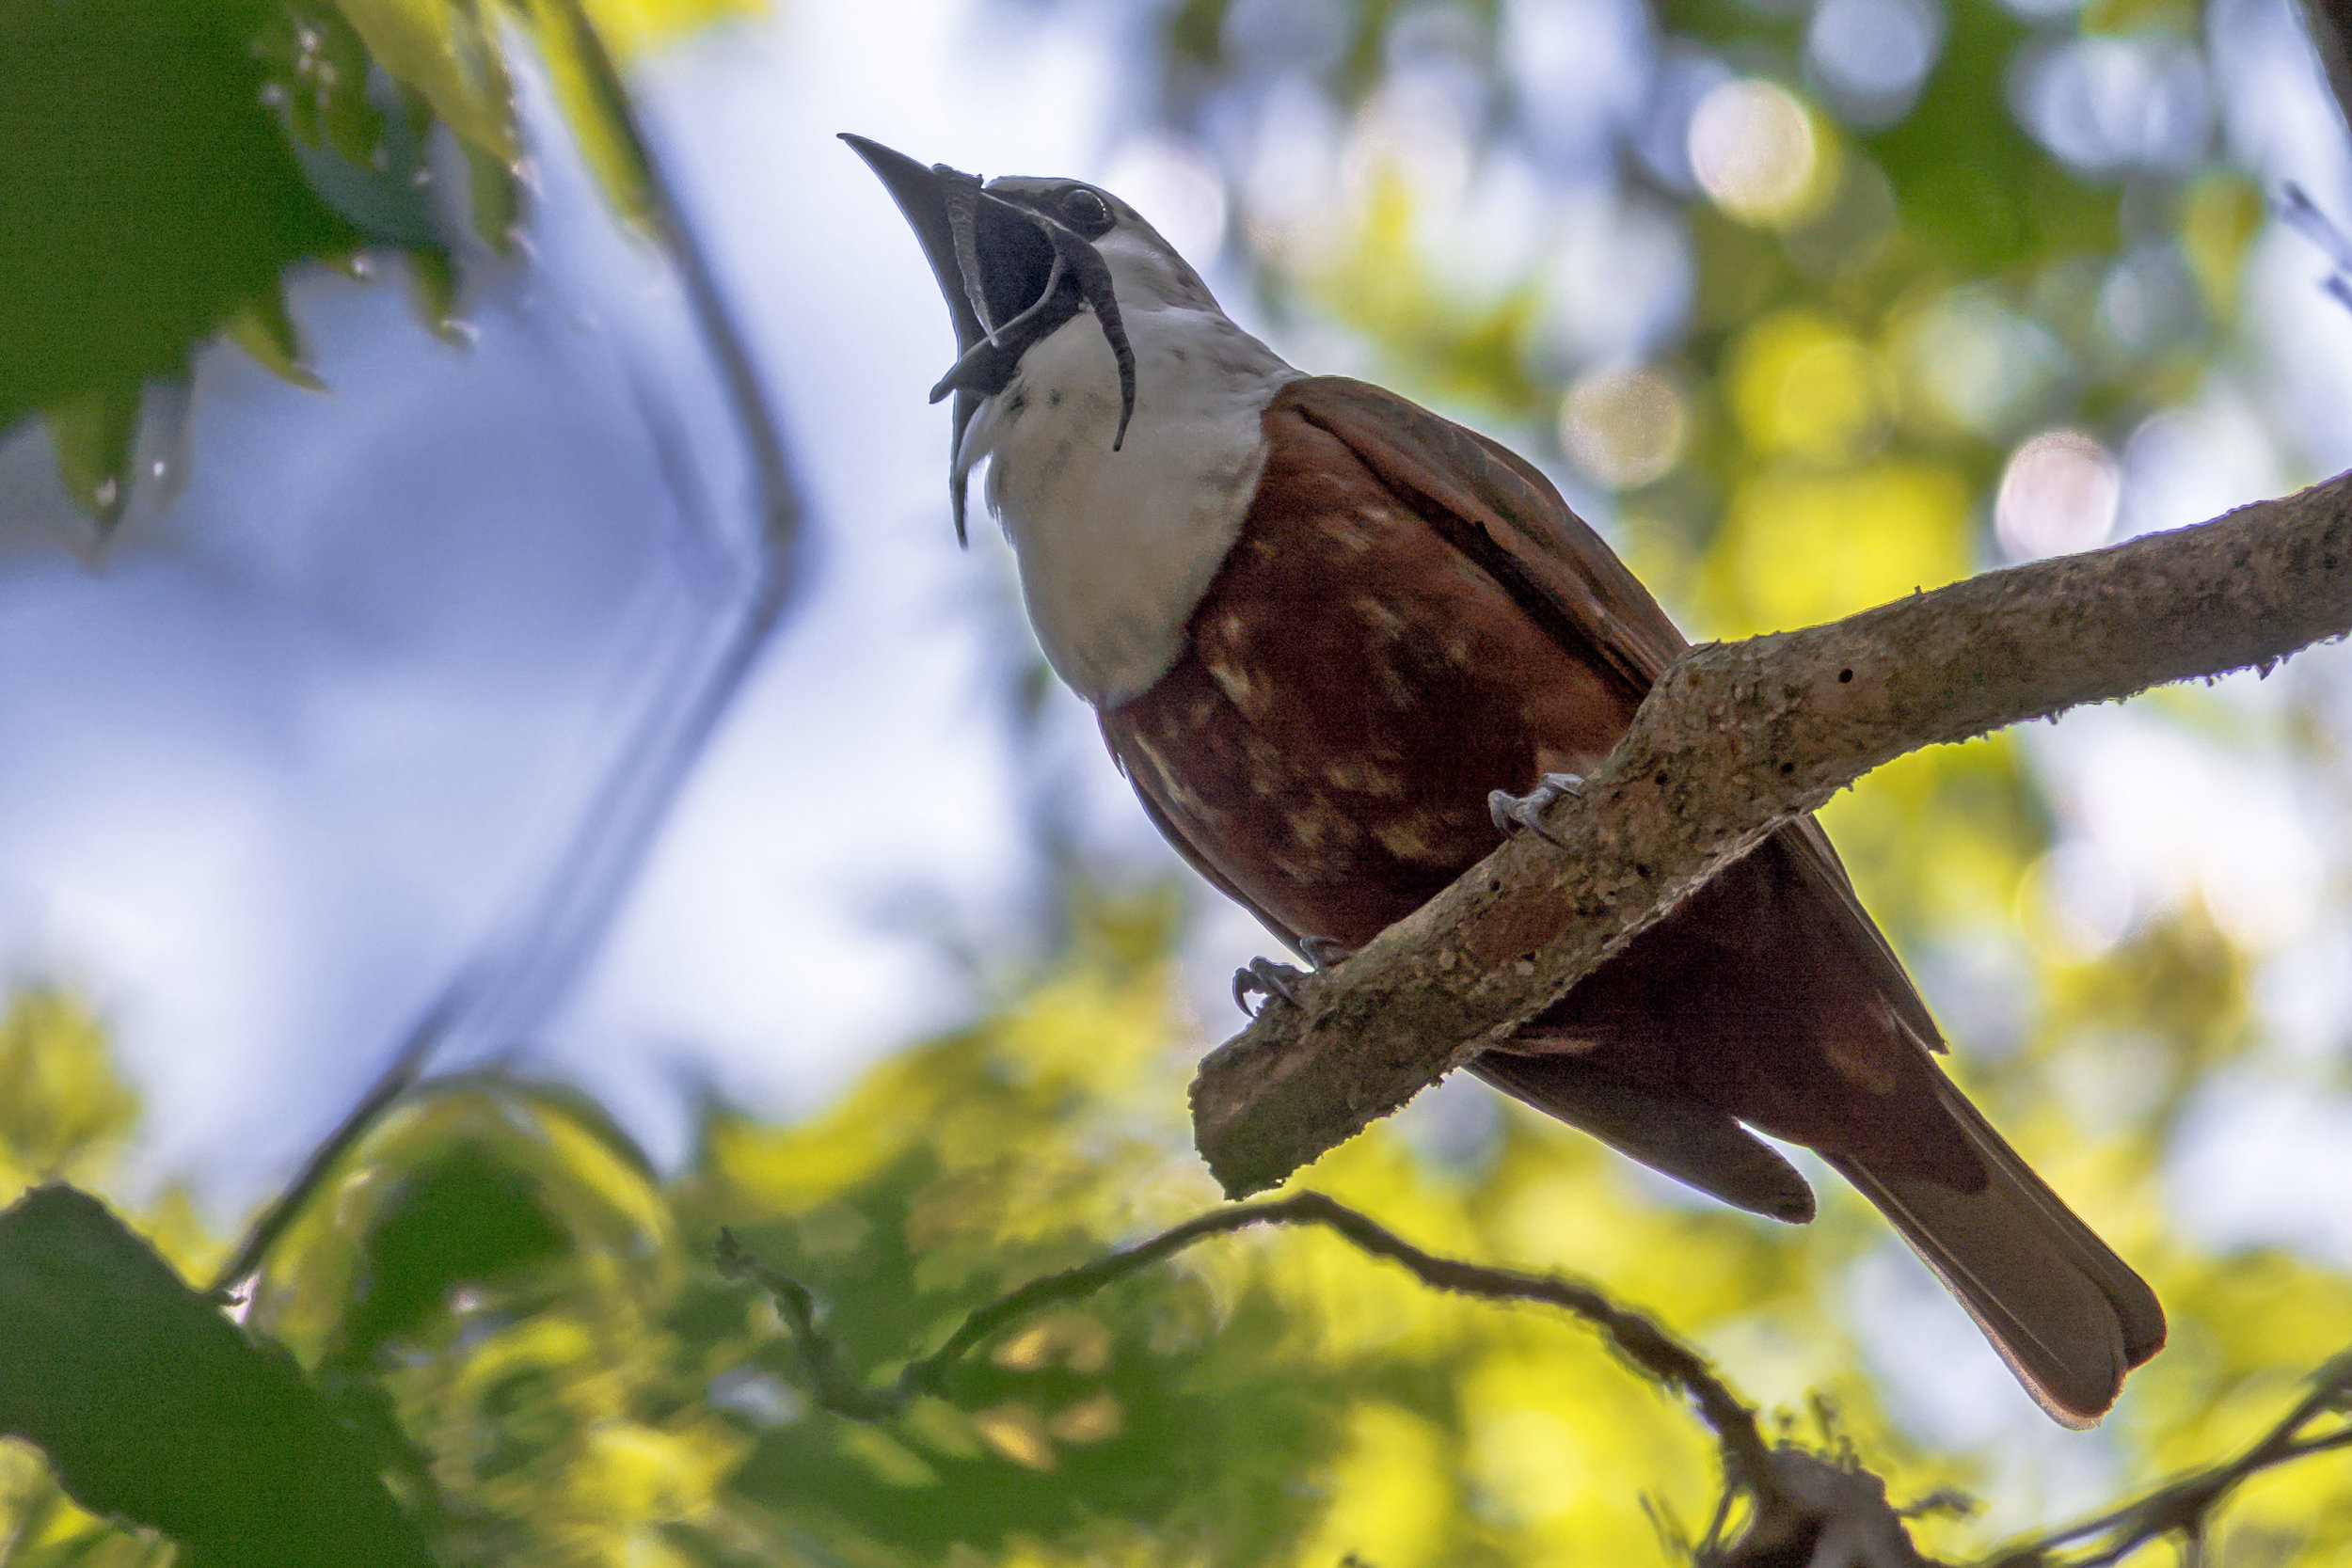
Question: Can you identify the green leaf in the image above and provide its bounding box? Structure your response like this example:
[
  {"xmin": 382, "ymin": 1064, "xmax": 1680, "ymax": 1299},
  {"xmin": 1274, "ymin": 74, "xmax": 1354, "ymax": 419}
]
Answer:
[
  {"xmin": 2, "ymin": 0, "xmax": 771, "ymax": 525},
  {"xmin": 284, "ymin": 123, "xmax": 443, "ymax": 252},
  {"xmin": 0, "ymin": 0, "xmax": 359, "ymax": 507},
  {"xmin": 0, "ymin": 1185, "xmax": 435, "ymax": 1568},
  {"xmin": 224, "ymin": 284, "xmax": 328, "ymax": 392},
  {"xmin": 325, "ymin": 0, "xmax": 519, "ymax": 164},
  {"xmin": 262, "ymin": 0, "xmax": 385, "ymax": 168},
  {"xmin": 331, "ymin": 1143, "xmax": 573, "ymax": 1365},
  {"xmin": 465, "ymin": 138, "xmax": 527, "ymax": 254},
  {"xmin": 405, "ymin": 246, "xmax": 467, "ymax": 342},
  {"xmin": 40, "ymin": 380, "xmax": 143, "ymax": 531},
  {"xmin": 522, "ymin": 0, "xmax": 656, "ymax": 226}
]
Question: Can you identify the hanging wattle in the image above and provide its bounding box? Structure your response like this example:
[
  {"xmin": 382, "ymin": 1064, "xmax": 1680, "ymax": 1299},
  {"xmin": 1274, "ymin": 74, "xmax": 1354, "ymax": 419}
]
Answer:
[{"xmin": 848, "ymin": 135, "xmax": 2168, "ymax": 1427}]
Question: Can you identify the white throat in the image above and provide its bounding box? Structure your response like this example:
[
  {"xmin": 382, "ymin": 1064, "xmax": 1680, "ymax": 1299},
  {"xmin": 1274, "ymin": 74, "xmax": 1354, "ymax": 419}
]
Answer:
[{"xmin": 956, "ymin": 241, "xmax": 1298, "ymax": 709}]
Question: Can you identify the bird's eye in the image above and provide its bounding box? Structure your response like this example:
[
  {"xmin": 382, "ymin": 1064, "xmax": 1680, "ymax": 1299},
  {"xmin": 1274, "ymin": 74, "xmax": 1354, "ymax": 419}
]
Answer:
[{"xmin": 1061, "ymin": 187, "xmax": 1113, "ymax": 237}]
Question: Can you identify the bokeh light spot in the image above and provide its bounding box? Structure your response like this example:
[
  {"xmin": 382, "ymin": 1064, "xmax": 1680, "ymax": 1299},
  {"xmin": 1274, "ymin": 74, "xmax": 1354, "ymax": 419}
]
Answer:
[
  {"xmin": 1560, "ymin": 365, "xmax": 1689, "ymax": 489},
  {"xmin": 1715, "ymin": 460, "xmax": 1973, "ymax": 633},
  {"xmin": 1897, "ymin": 287, "xmax": 2071, "ymax": 439},
  {"xmin": 2010, "ymin": 34, "xmax": 2212, "ymax": 176},
  {"xmin": 971, "ymin": 1403, "xmax": 1057, "ymax": 1470},
  {"xmin": 1806, "ymin": 0, "xmax": 1946, "ymax": 126},
  {"xmin": 1995, "ymin": 429, "xmax": 2122, "ymax": 560},
  {"xmin": 1045, "ymin": 1390, "xmax": 1123, "ymax": 1443},
  {"xmin": 2022, "ymin": 842, "xmax": 2137, "ymax": 956},
  {"xmin": 1688, "ymin": 78, "xmax": 1822, "ymax": 225},
  {"xmin": 1728, "ymin": 309, "xmax": 1886, "ymax": 463},
  {"xmin": 1297, "ymin": 1402, "xmax": 1452, "ymax": 1568},
  {"xmin": 1534, "ymin": 194, "xmax": 1695, "ymax": 369}
]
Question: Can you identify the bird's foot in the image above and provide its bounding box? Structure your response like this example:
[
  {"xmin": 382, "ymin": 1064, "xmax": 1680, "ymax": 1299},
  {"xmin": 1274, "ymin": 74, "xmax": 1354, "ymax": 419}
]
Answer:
[
  {"xmin": 1488, "ymin": 772, "xmax": 1585, "ymax": 847},
  {"xmin": 1233, "ymin": 957, "xmax": 1311, "ymax": 1018}
]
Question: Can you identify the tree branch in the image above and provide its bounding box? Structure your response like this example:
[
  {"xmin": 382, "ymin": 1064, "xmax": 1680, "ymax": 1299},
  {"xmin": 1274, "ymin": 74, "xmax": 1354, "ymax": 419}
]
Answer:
[
  {"xmin": 1982, "ymin": 1348, "xmax": 2352, "ymax": 1566},
  {"xmin": 723, "ymin": 1210, "xmax": 2352, "ymax": 1567},
  {"xmin": 717, "ymin": 1191, "xmax": 1790, "ymax": 1523},
  {"xmin": 1191, "ymin": 471, "xmax": 2352, "ymax": 1197}
]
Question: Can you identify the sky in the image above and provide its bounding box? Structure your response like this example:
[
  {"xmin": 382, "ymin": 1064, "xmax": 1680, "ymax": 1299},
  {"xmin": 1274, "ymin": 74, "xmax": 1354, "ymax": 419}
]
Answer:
[
  {"xmin": 0, "ymin": 0, "xmax": 1143, "ymax": 1192},
  {"xmin": 0, "ymin": 0, "xmax": 1347, "ymax": 1208},
  {"xmin": 0, "ymin": 0, "xmax": 2349, "ymax": 1461}
]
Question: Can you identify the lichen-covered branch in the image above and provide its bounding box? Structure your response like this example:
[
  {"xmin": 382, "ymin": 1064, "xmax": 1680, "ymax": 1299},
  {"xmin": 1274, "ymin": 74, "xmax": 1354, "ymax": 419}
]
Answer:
[{"xmin": 1192, "ymin": 470, "xmax": 2352, "ymax": 1197}]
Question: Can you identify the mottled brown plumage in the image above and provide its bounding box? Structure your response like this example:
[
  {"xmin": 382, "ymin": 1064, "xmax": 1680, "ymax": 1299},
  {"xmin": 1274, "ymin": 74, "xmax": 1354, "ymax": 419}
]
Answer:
[
  {"xmin": 1102, "ymin": 377, "xmax": 2164, "ymax": 1423},
  {"xmin": 1103, "ymin": 378, "xmax": 1963, "ymax": 1170},
  {"xmin": 847, "ymin": 137, "xmax": 2164, "ymax": 1424}
]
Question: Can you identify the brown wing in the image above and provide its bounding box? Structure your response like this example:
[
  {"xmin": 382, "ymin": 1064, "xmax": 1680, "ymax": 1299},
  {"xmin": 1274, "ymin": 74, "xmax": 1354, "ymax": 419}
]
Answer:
[
  {"xmin": 1282, "ymin": 376, "xmax": 1683, "ymax": 691},
  {"xmin": 1287, "ymin": 376, "xmax": 1945, "ymax": 1055},
  {"xmin": 1274, "ymin": 377, "xmax": 2163, "ymax": 1420}
]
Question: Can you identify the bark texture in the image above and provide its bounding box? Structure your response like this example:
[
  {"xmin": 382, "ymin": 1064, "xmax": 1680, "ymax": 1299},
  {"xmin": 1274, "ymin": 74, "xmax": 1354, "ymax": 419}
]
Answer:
[{"xmin": 1191, "ymin": 469, "xmax": 2352, "ymax": 1197}]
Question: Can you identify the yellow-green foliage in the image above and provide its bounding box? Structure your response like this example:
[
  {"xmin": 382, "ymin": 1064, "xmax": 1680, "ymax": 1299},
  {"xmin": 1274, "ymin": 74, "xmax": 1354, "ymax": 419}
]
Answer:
[
  {"xmin": 1, "ymin": 0, "xmax": 2344, "ymax": 1559},
  {"xmin": 0, "ymin": 991, "xmax": 138, "ymax": 1197},
  {"xmin": 1, "ymin": 841, "xmax": 2346, "ymax": 1567}
]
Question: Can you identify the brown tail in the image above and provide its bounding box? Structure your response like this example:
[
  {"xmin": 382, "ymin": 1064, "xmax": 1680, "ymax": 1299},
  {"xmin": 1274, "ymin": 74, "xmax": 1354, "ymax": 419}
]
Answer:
[{"xmin": 1825, "ymin": 1069, "xmax": 2166, "ymax": 1427}]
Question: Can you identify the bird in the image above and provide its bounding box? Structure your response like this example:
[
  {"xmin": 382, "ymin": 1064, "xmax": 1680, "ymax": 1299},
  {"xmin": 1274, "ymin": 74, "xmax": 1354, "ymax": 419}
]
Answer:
[{"xmin": 842, "ymin": 134, "xmax": 2166, "ymax": 1426}]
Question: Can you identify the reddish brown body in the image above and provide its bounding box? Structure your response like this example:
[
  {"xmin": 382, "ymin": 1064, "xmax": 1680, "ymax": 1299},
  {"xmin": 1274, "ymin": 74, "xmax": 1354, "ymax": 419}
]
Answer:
[
  {"xmin": 1099, "ymin": 378, "xmax": 2163, "ymax": 1422},
  {"xmin": 843, "ymin": 123, "xmax": 2161, "ymax": 1419},
  {"xmin": 1103, "ymin": 379, "xmax": 1970, "ymax": 1181}
]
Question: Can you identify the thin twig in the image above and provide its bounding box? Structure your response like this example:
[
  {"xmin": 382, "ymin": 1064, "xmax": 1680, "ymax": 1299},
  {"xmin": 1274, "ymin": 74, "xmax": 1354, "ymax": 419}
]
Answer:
[
  {"xmin": 717, "ymin": 1215, "xmax": 2352, "ymax": 1566},
  {"xmin": 207, "ymin": 992, "xmax": 463, "ymax": 1296},
  {"xmin": 213, "ymin": 3, "xmax": 801, "ymax": 1293},
  {"xmin": 1985, "ymin": 1351, "xmax": 2352, "ymax": 1566},
  {"xmin": 2278, "ymin": 183, "xmax": 2352, "ymax": 316},
  {"xmin": 717, "ymin": 1191, "xmax": 1790, "ymax": 1519}
]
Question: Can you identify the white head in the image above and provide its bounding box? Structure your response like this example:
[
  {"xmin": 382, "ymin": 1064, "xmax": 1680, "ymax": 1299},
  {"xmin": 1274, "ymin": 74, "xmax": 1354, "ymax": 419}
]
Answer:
[{"xmin": 849, "ymin": 137, "xmax": 1298, "ymax": 706}]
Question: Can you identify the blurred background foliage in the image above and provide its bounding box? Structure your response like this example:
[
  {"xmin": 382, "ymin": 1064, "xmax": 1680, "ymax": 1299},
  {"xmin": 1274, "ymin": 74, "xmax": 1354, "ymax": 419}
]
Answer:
[
  {"xmin": 0, "ymin": 0, "xmax": 749, "ymax": 525},
  {"xmin": 2, "ymin": 0, "xmax": 2350, "ymax": 1560}
]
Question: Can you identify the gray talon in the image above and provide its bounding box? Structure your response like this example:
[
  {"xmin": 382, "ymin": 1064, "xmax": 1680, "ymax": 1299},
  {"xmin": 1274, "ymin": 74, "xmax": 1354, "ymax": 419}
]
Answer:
[
  {"xmin": 1233, "ymin": 957, "xmax": 1310, "ymax": 1017},
  {"xmin": 1488, "ymin": 771, "xmax": 1585, "ymax": 846}
]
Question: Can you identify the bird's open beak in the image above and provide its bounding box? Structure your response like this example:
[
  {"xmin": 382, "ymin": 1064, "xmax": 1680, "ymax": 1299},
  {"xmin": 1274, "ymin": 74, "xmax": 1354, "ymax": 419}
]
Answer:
[
  {"xmin": 837, "ymin": 135, "xmax": 992, "ymax": 361},
  {"xmin": 841, "ymin": 134, "xmax": 1137, "ymax": 542}
]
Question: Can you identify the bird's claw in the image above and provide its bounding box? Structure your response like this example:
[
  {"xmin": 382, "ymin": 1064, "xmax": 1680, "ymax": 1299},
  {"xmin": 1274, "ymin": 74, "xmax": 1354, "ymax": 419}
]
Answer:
[
  {"xmin": 1233, "ymin": 957, "xmax": 1311, "ymax": 1018},
  {"xmin": 1488, "ymin": 772, "xmax": 1585, "ymax": 847}
]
